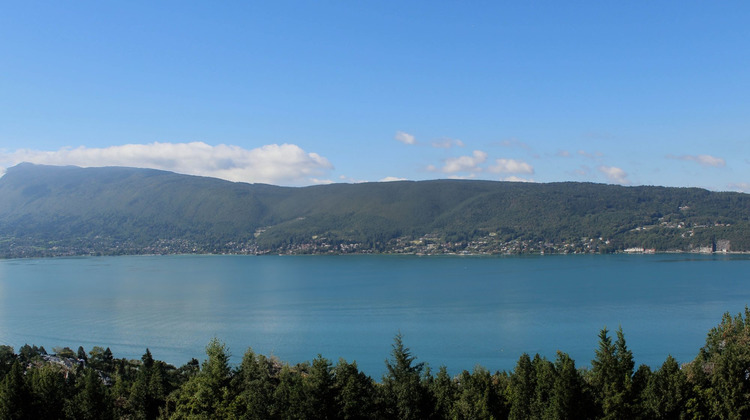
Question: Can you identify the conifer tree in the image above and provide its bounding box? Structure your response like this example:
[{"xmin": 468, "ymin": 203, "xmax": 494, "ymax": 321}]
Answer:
[
  {"xmin": 230, "ymin": 349, "xmax": 277, "ymax": 419},
  {"xmin": 550, "ymin": 351, "xmax": 589, "ymax": 420},
  {"xmin": 306, "ymin": 355, "xmax": 338, "ymax": 419},
  {"xmin": 0, "ymin": 360, "xmax": 32, "ymax": 419},
  {"xmin": 631, "ymin": 363, "xmax": 652, "ymax": 418},
  {"xmin": 644, "ymin": 355, "xmax": 689, "ymax": 419},
  {"xmin": 273, "ymin": 364, "xmax": 309, "ymax": 418},
  {"xmin": 429, "ymin": 365, "xmax": 456, "ymax": 419},
  {"xmin": 591, "ymin": 326, "xmax": 635, "ymax": 419},
  {"xmin": 531, "ymin": 354, "xmax": 555, "ymax": 419},
  {"xmin": 18, "ymin": 344, "xmax": 36, "ymax": 365},
  {"xmin": 382, "ymin": 333, "xmax": 429, "ymax": 420},
  {"xmin": 0, "ymin": 345, "xmax": 16, "ymax": 378},
  {"xmin": 169, "ymin": 338, "xmax": 233, "ymax": 418},
  {"xmin": 452, "ymin": 366, "xmax": 505, "ymax": 419},
  {"xmin": 509, "ymin": 353, "xmax": 535, "ymax": 420},
  {"xmin": 692, "ymin": 308, "xmax": 750, "ymax": 419},
  {"xmin": 67, "ymin": 368, "xmax": 113, "ymax": 420},
  {"xmin": 77, "ymin": 346, "xmax": 88, "ymax": 363},
  {"xmin": 28, "ymin": 364, "xmax": 68, "ymax": 420},
  {"xmin": 333, "ymin": 358, "xmax": 378, "ymax": 420}
]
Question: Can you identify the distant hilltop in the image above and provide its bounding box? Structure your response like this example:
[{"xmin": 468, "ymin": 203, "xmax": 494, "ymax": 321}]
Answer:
[{"xmin": 1, "ymin": 163, "xmax": 749, "ymax": 258}]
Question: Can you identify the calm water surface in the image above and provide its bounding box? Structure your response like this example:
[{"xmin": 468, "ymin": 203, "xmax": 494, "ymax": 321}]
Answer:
[{"xmin": 0, "ymin": 254, "xmax": 748, "ymax": 377}]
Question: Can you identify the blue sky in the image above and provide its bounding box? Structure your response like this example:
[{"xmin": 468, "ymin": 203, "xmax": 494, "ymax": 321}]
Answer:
[{"xmin": 1, "ymin": 1, "xmax": 749, "ymax": 190}]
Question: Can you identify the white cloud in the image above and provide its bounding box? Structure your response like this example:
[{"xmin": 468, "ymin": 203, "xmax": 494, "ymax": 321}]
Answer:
[
  {"xmin": 556, "ymin": 150, "xmax": 571, "ymax": 157},
  {"xmin": 727, "ymin": 182, "xmax": 750, "ymax": 193},
  {"xmin": 310, "ymin": 178, "xmax": 335, "ymax": 185},
  {"xmin": 337, "ymin": 175, "xmax": 367, "ymax": 184},
  {"xmin": 0, "ymin": 142, "xmax": 333, "ymax": 185},
  {"xmin": 394, "ymin": 131, "xmax": 416, "ymax": 145},
  {"xmin": 431, "ymin": 138, "xmax": 464, "ymax": 149},
  {"xmin": 439, "ymin": 150, "xmax": 487, "ymax": 174},
  {"xmin": 598, "ymin": 165, "xmax": 629, "ymax": 185},
  {"xmin": 667, "ymin": 154, "xmax": 726, "ymax": 167},
  {"xmin": 694, "ymin": 155, "xmax": 725, "ymax": 167},
  {"xmin": 502, "ymin": 176, "xmax": 535, "ymax": 183},
  {"xmin": 489, "ymin": 158, "xmax": 534, "ymax": 174},
  {"xmin": 380, "ymin": 176, "xmax": 408, "ymax": 182}
]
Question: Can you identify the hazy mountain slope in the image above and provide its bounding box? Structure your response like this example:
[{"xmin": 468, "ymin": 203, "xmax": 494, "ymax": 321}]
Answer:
[
  {"xmin": 1, "ymin": 163, "xmax": 749, "ymax": 257},
  {"xmin": 0, "ymin": 163, "xmax": 277, "ymax": 244}
]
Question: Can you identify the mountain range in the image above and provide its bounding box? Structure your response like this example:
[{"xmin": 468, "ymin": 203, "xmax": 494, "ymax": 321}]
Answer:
[{"xmin": 1, "ymin": 163, "xmax": 749, "ymax": 257}]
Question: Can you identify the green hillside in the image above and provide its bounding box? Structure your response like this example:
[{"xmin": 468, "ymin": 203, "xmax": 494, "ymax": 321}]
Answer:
[{"xmin": 1, "ymin": 163, "xmax": 749, "ymax": 257}]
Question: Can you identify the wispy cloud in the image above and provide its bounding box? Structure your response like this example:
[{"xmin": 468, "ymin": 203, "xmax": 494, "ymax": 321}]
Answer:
[
  {"xmin": 310, "ymin": 178, "xmax": 335, "ymax": 185},
  {"xmin": 380, "ymin": 176, "xmax": 408, "ymax": 182},
  {"xmin": 556, "ymin": 150, "xmax": 571, "ymax": 157},
  {"xmin": 431, "ymin": 138, "xmax": 464, "ymax": 149},
  {"xmin": 727, "ymin": 182, "xmax": 750, "ymax": 193},
  {"xmin": 667, "ymin": 154, "xmax": 726, "ymax": 167},
  {"xmin": 598, "ymin": 165, "xmax": 629, "ymax": 185},
  {"xmin": 437, "ymin": 150, "xmax": 488, "ymax": 174},
  {"xmin": 338, "ymin": 175, "xmax": 367, "ymax": 184},
  {"xmin": 0, "ymin": 142, "xmax": 333, "ymax": 186},
  {"xmin": 502, "ymin": 176, "xmax": 535, "ymax": 183},
  {"xmin": 488, "ymin": 158, "xmax": 534, "ymax": 174},
  {"xmin": 578, "ymin": 150, "xmax": 603, "ymax": 159},
  {"xmin": 394, "ymin": 131, "xmax": 416, "ymax": 145}
]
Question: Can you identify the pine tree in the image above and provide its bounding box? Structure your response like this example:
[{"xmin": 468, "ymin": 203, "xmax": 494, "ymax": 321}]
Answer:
[
  {"xmin": 169, "ymin": 338, "xmax": 233, "ymax": 418},
  {"xmin": 273, "ymin": 364, "xmax": 309, "ymax": 418},
  {"xmin": 333, "ymin": 358, "xmax": 378, "ymax": 420},
  {"xmin": 429, "ymin": 365, "xmax": 456, "ymax": 419},
  {"xmin": 0, "ymin": 345, "xmax": 16, "ymax": 378},
  {"xmin": 306, "ymin": 355, "xmax": 337, "ymax": 419},
  {"xmin": 591, "ymin": 326, "xmax": 635, "ymax": 419},
  {"xmin": 0, "ymin": 360, "xmax": 32, "ymax": 419},
  {"xmin": 230, "ymin": 349, "xmax": 277, "ymax": 419},
  {"xmin": 509, "ymin": 353, "xmax": 535, "ymax": 420},
  {"xmin": 698, "ymin": 308, "xmax": 750, "ymax": 419},
  {"xmin": 551, "ymin": 351, "xmax": 590, "ymax": 420},
  {"xmin": 644, "ymin": 355, "xmax": 689, "ymax": 419},
  {"xmin": 382, "ymin": 332, "xmax": 429, "ymax": 420},
  {"xmin": 452, "ymin": 366, "xmax": 505, "ymax": 419},
  {"xmin": 66, "ymin": 368, "xmax": 113, "ymax": 420},
  {"xmin": 77, "ymin": 346, "xmax": 88, "ymax": 363},
  {"xmin": 531, "ymin": 354, "xmax": 555, "ymax": 419},
  {"xmin": 28, "ymin": 364, "xmax": 68, "ymax": 420}
]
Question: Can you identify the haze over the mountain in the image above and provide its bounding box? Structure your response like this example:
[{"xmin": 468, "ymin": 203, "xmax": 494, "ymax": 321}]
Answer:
[{"xmin": 1, "ymin": 163, "xmax": 749, "ymax": 258}]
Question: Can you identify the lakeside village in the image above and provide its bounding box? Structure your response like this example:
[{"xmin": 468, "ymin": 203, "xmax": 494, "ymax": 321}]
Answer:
[
  {"xmin": 1, "ymin": 219, "xmax": 737, "ymax": 258},
  {"xmin": 262, "ymin": 233, "xmax": 734, "ymax": 256}
]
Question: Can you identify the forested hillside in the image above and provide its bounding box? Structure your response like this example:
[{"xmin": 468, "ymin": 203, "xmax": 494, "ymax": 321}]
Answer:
[
  {"xmin": 2, "ymin": 163, "xmax": 750, "ymax": 257},
  {"xmin": 2, "ymin": 309, "xmax": 750, "ymax": 419}
]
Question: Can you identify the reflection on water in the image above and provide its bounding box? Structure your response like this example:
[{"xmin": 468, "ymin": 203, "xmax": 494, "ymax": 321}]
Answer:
[{"xmin": 0, "ymin": 254, "xmax": 748, "ymax": 376}]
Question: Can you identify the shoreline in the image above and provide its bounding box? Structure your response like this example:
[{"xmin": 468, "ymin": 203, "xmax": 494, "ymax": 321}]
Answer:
[{"xmin": 3, "ymin": 248, "xmax": 750, "ymax": 261}]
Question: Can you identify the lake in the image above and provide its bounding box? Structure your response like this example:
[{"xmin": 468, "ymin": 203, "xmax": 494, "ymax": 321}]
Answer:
[{"xmin": 0, "ymin": 254, "xmax": 748, "ymax": 377}]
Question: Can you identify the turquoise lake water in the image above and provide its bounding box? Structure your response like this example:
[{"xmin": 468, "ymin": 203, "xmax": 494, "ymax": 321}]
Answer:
[{"xmin": 0, "ymin": 254, "xmax": 748, "ymax": 377}]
